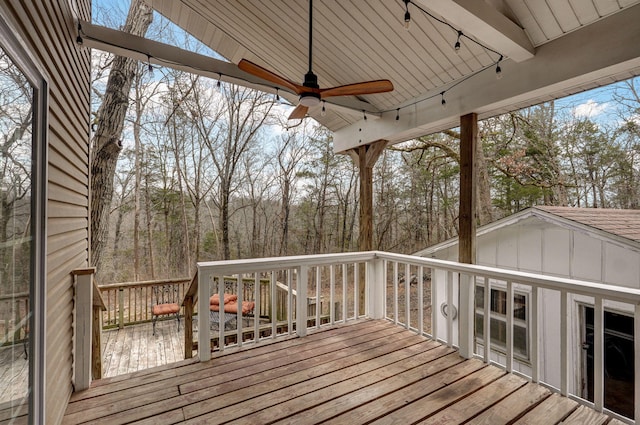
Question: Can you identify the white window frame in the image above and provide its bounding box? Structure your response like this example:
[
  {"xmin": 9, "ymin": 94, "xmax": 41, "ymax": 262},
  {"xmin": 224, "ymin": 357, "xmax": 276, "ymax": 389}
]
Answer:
[{"xmin": 475, "ymin": 280, "xmax": 530, "ymax": 363}]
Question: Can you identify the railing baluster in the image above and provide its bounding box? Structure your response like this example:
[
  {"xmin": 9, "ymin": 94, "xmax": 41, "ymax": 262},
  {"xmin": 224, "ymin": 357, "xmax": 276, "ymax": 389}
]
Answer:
[
  {"xmin": 271, "ymin": 271, "xmax": 277, "ymax": 337},
  {"xmin": 118, "ymin": 288, "xmax": 124, "ymax": 329},
  {"xmin": 446, "ymin": 270, "xmax": 453, "ymax": 348},
  {"xmin": 418, "ymin": 265, "xmax": 424, "ymax": 336},
  {"xmin": 237, "ymin": 275, "xmax": 244, "ymax": 348},
  {"xmin": 594, "ymin": 296, "xmax": 604, "ymax": 411},
  {"xmin": 560, "ymin": 290, "xmax": 568, "ymax": 396},
  {"xmin": 354, "ymin": 262, "xmax": 359, "ymax": 319},
  {"xmin": 316, "ymin": 266, "xmax": 321, "ymax": 328},
  {"xmin": 383, "ymin": 260, "xmax": 388, "ymax": 321},
  {"xmin": 393, "ymin": 261, "xmax": 399, "ymax": 325},
  {"xmin": 342, "ymin": 264, "xmax": 347, "ymax": 323},
  {"xmin": 218, "ymin": 275, "xmax": 225, "ymax": 351},
  {"xmin": 405, "ymin": 263, "xmax": 410, "ymax": 329},
  {"xmin": 431, "ymin": 268, "xmax": 437, "ymax": 342},
  {"xmin": 484, "ymin": 276, "xmax": 491, "ymax": 364},
  {"xmin": 330, "ymin": 265, "xmax": 335, "ymax": 325},
  {"xmin": 254, "ymin": 274, "xmax": 260, "ymax": 341},
  {"xmin": 287, "ymin": 270, "xmax": 293, "ymax": 334},
  {"xmin": 506, "ymin": 280, "xmax": 513, "ymax": 373}
]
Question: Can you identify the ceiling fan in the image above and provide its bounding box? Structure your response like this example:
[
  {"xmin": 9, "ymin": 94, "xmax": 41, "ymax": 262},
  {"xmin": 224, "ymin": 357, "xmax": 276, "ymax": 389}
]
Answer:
[{"xmin": 238, "ymin": 0, "xmax": 394, "ymax": 120}]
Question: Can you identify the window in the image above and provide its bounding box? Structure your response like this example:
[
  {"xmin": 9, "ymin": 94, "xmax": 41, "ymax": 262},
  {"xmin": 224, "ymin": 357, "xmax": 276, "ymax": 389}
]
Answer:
[
  {"xmin": 0, "ymin": 12, "xmax": 46, "ymax": 422},
  {"xmin": 475, "ymin": 284, "xmax": 529, "ymax": 361}
]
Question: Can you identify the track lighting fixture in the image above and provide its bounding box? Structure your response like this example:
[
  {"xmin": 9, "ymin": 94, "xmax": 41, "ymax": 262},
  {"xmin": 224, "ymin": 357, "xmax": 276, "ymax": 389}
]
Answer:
[
  {"xmin": 217, "ymin": 73, "xmax": 222, "ymax": 88},
  {"xmin": 276, "ymin": 88, "xmax": 280, "ymax": 101},
  {"xmin": 363, "ymin": 110, "xmax": 367, "ymax": 121},
  {"xmin": 440, "ymin": 92, "xmax": 447, "ymax": 109},
  {"xmin": 496, "ymin": 55, "xmax": 503, "ymax": 79},
  {"xmin": 403, "ymin": 0, "xmax": 411, "ymax": 30},
  {"xmin": 321, "ymin": 101, "xmax": 326, "ymax": 116}
]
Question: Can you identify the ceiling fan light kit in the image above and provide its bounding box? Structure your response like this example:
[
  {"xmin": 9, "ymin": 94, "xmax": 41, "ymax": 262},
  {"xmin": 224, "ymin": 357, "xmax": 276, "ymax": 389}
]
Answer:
[
  {"xmin": 237, "ymin": 0, "xmax": 393, "ymax": 120},
  {"xmin": 300, "ymin": 92, "xmax": 321, "ymax": 107}
]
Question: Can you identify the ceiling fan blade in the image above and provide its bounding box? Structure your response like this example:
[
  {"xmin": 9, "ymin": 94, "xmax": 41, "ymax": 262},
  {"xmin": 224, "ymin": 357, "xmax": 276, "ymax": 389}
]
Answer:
[
  {"xmin": 238, "ymin": 59, "xmax": 304, "ymax": 95},
  {"xmin": 288, "ymin": 104, "xmax": 309, "ymax": 120},
  {"xmin": 320, "ymin": 80, "xmax": 394, "ymax": 98}
]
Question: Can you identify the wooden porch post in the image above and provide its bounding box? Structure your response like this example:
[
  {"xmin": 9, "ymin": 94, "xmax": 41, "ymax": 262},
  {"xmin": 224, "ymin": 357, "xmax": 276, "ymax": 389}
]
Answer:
[
  {"xmin": 348, "ymin": 140, "xmax": 387, "ymax": 315},
  {"xmin": 458, "ymin": 113, "xmax": 477, "ymax": 358},
  {"xmin": 72, "ymin": 267, "xmax": 105, "ymax": 389}
]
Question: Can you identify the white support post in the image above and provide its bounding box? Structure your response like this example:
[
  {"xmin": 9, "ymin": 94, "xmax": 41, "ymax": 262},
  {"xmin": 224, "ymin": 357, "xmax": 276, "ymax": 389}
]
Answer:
[
  {"xmin": 197, "ymin": 269, "xmax": 211, "ymax": 362},
  {"xmin": 366, "ymin": 258, "xmax": 385, "ymax": 319},
  {"xmin": 296, "ymin": 266, "xmax": 308, "ymax": 337},
  {"xmin": 458, "ymin": 273, "xmax": 475, "ymax": 359},
  {"xmin": 73, "ymin": 269, "xmax": 94, "ymax": 391}
]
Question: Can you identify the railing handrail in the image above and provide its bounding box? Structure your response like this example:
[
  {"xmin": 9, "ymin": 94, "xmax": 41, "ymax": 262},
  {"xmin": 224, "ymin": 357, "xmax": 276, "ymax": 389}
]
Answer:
[
  {"xmin": 196, "ymin": 251, "xmax": 377, "ymax": 275},
  {"xmin": 98, "ymin": 277, "xmax": 192, "ymax": 290},
  {"xmin": 181, "ymin": 272, "xmax": 198, "ymax": 306},
  {"xmin": 0, "ymin": 292, "xmax": 29, "ymax": 302},
  {"xmin": 373, "ymin": 251, "xmax": 640, "ymax": 304}
]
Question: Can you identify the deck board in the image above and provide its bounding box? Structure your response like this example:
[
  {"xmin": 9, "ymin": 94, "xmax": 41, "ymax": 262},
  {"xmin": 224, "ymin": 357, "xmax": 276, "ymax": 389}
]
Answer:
[{"xmin": 63, "ymin": 320, "xmax": 626, "ymax": 425}]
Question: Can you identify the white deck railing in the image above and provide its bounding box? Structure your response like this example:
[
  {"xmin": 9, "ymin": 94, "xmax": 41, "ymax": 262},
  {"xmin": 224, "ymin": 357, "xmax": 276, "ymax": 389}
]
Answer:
[{"xmin": 197, "ymin": 251, "xmax": 640, "ymax": 423}]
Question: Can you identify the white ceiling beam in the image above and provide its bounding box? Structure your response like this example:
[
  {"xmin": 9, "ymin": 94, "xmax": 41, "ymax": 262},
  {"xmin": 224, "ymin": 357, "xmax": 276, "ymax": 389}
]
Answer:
[
  {"xmin": 77, "ymin": 20, "xmax": 382, "ymax": 117},
  {"xmin": 413, "ymin": 0, "xmax": 535, "ymax": 62},
  {"xmin": 333, "ymin": 3, "xmax": 640, "ymax": 152}
]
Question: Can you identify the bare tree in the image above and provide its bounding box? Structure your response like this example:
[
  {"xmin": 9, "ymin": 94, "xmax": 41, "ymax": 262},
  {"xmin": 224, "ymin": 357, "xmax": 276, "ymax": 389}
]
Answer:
[{"xmin": 91, "ymin": 0, "xmax": 152, "ymax": 268}]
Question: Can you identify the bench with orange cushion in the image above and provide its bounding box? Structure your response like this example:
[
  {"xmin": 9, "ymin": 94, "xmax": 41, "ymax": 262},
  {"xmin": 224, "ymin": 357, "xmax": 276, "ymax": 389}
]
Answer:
[{"xmin": 210, "ymin": 300, "xmax": 255, "ymax": 315}]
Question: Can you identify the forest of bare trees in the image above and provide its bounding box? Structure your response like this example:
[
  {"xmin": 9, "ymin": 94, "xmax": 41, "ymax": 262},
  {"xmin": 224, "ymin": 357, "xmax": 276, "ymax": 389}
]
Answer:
[{"xmin": 91, "ymin": 2, "xmax": 640, "ymax": 284}]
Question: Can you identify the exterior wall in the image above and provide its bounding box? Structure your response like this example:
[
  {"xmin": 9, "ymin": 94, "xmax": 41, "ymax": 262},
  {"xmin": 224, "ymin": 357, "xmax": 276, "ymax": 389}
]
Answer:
[
  {"xmin": 1, "ymin": 1, "xmax": 91, "ymax": 423},
  {"xmin": 424, "ymin": 214, "xmax": 640, "ymax": 397}
]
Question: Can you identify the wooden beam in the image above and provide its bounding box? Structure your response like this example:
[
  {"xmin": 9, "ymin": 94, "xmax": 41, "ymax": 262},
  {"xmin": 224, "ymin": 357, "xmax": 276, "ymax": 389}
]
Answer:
[
  {"xmin": 348, "ymin": 140, "xmax": 387, "ymax": 316},
  {"xmin": 349, "ymin": 140, "xmax": 388, "ymax": 251},
  {"xmin": 413, "ymin": 0, "xmax": 534, "ymax": 62},
  {"xmin": 459, "ymin": 113, "xmax": 477, "ymax": 264},
  {"xmin": 334, "ymin": 5, "xmax": 640, "ymax": 151},
  {"xmin": 78, "ymin": 21, "xmax": 381, "ymax": 116},
  {"xmin": 458, "ymin": 113, "xmax": 477, "ymax": 359}
]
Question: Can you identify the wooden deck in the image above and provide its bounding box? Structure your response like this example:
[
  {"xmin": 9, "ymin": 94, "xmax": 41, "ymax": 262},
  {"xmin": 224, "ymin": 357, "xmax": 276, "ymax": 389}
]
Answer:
[
  {"xmin": 0, "ymin": 344, "xmax": 28, "ymax": 406},
  {"xmin": 61, "ymin": 319, "xmax": 625, "ymax": 425},
  {"xmin": 102, "ymin": 319, "xmax": 186, "ymax": 378}
]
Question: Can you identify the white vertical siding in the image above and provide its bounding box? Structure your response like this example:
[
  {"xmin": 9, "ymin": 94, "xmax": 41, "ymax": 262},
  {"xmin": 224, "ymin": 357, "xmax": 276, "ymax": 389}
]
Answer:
[{"xmin": 1, "ymin": 1, "xmax": 91, "ymax": 424}]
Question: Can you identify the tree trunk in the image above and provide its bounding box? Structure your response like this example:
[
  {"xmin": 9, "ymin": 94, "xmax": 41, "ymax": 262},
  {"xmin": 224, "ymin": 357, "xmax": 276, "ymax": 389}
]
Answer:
[{"xmin": 90, "ymin": 0, "xmax": 152, "ymax": 268}]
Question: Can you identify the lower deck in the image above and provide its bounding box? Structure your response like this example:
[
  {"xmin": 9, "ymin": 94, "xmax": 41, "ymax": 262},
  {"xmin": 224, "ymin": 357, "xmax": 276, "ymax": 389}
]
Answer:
[{"xmin": 63, "ymin": 319, "xmax": 623, "ymax": 424}]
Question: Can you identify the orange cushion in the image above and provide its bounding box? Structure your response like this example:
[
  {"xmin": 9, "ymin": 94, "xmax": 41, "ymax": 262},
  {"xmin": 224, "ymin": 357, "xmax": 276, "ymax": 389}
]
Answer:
[
  {"xmin": 210, "ymin": 301, "xmax": 255, "ymax": 314},
  {"xmin": 152, "ymin": 303, "xmax": 180, "ymax": 315},
  {"xmin": 209, "ymin": 293, "xmax": 238, "ymax": 305}
]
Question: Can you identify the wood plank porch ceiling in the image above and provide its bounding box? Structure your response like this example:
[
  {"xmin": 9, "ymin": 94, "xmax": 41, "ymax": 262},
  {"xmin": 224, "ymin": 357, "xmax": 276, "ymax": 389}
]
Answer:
[
  {"xmin": 148, "ymin": 0, "xmax": 640, "ymax": 146},
  {"xmin": 63, "ymin": 320, "xmax": 620, "ymax": 424}
]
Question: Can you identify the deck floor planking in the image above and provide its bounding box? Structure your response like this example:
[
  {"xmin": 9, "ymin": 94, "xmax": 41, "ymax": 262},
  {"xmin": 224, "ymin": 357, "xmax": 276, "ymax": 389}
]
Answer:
[{"xmin": 63, "ymin": 320, "xmax": 621, "ymax": 425}]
